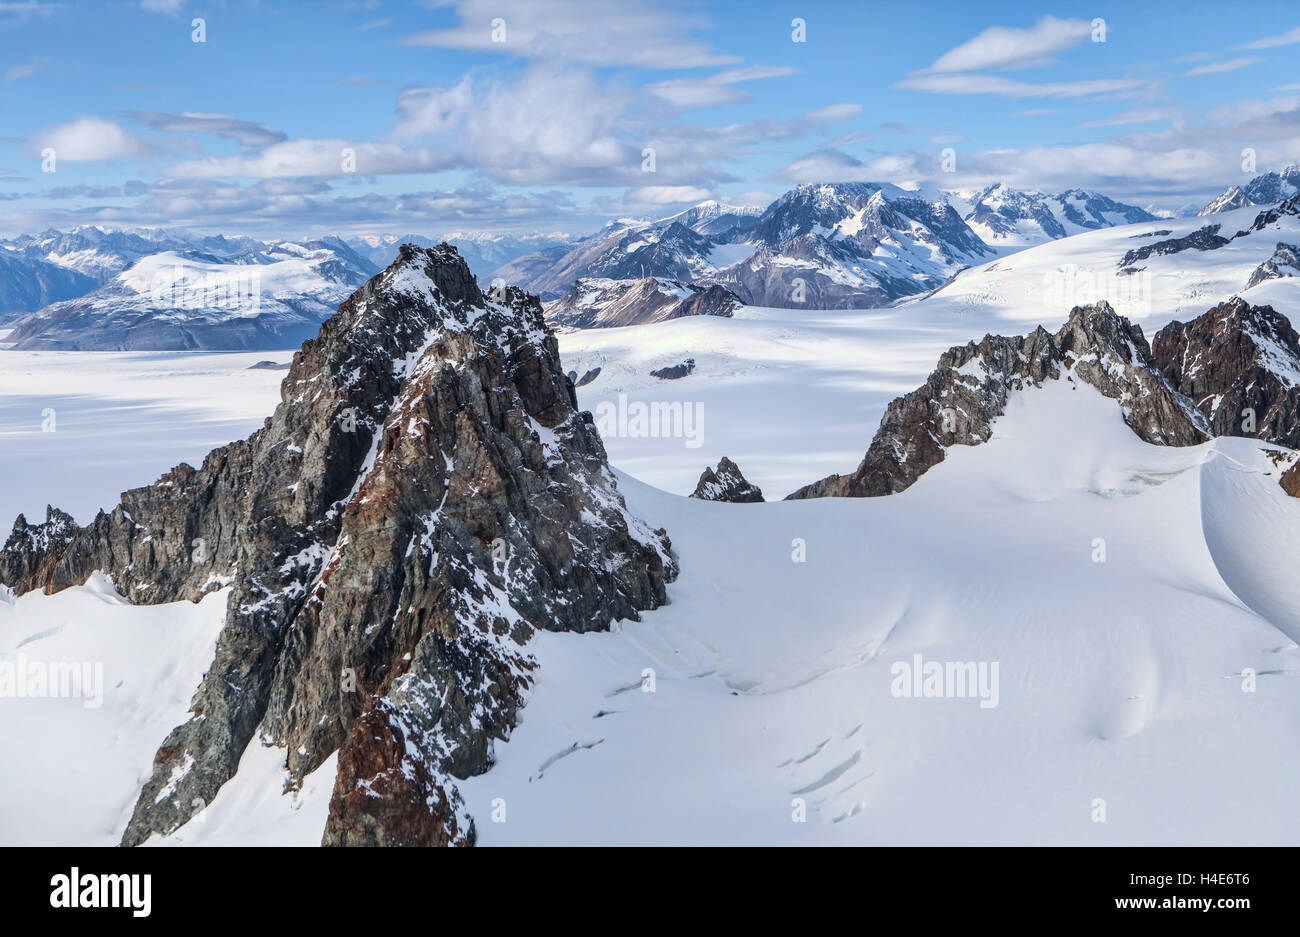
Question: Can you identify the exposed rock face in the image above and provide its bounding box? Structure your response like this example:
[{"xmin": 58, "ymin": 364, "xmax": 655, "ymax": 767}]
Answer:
[
  {"xmin": 0, "ymin": 507, "xmax": 78, "ymax": 588},
  {"xmin": 651, "ymin": 359, "xmax": 695, "ymax": 380},
  {"xmin": 690, "ymin": 458, "xmax": 764, "ymax": 503},
  {"xmin": 574, "ymin": 367, "xmax": 601, "ymax": 387},
  {"xmin": 787, "ymin": 302, "xmax": 1211, "ymax": 500},
  {"xmin": 1281, "ymin": 461, "xmax": 1300, "ymax": 498},
  {"xmin": 0, "ymin": 244, "xmax": 676, "ymax": 846},
  {"xmin": 1245, "ymin": 242, "xmax": 1300, "ymax": 289},
  {"xmin": 1117, "ymin": 224, "xmax": 1230, "ymax": 270},
  {"xmin": 1152, "ymin": 298, "xmax": 1300, "ymax": 448},
  {"xmin": 545, "ymin": 276, "xmax": 741, "ymax": 329}
]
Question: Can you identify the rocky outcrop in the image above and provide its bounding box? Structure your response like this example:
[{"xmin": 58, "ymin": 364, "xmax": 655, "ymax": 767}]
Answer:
[
  {"xmin": 0, "ymin": 244, "xmax": 676, "ymax": 846},
  {"xmin": 787, "ymin": 302, "xmax": 1211, "ymax": 500},
  {"xmin": 0, "ymin": 506, "xmax": 78, "ymax": 589},
  {"xmin": 1281, "ymin": 461, "xmax": 1300, "ymax": 498},
  {"xmin": 1117, "ymin": 224, "xmax": 1229, "ymax": 270},
  {"xmin": 574, "ymin": 367, "xmax": 601, "ymax": 387},
  {"xmin": 1234, "ymin": 192, "xmax": 1300, "ymax": 238},
  {"xmin": 651, "ymin": 359, "xmax": 695, "ymax": 380},
  {"xmin": 1245, "ymin": 242, "xmax": 1300, "ymax": 289},
  {"xmin": 690, "ymin": 458, "xmax": 764, "ymax": 503},
  {"xmin": 545, "ymin": 276, "xmax": 741, "ymax": 329},
  {"xmin": 1152, "ymin": 298, "xmax": 1300, "ymax": 449}
]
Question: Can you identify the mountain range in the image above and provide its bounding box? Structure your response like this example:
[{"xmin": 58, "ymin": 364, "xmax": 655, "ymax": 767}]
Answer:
[{"xmin": 1, "ymin": 173, "xmax": 1292, "ymax": 350}]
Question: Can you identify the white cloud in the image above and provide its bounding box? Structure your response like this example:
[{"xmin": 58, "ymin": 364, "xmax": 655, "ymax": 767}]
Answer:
[
  {"xmin": 896, "ymin": 73, "xmax": 1146, "ymax": 99},
  {"xmin": 625, "ymin": 185, "xmax": 714, "ymax": 205},
  {"xmin": 1011, "ymin": 108, "xmax": 1064, "ymax": 117},
  {"xmin": 805, "ymin": 103, "xmax": 863, "ymax": 122},
  {"xmin": 921, "ymin": 17, "xmax": 1094, "ymax": 73},
  {"xmin": 139, "ymin": 0, "xmax": 183, "ymax": 14},
  {"xmin": 165, "ymin": 140, "xmax": 458, "ymax": 178},
  {"xmin": 36, "ymin": 117, "xmax": 148, "ymax": 162},
  {"xmin": 1080, "ymin": 106, "xmax": 1186, "ymax": 128},
  {"xmin": 1184, "ymin": 58, "xmax": 1260, "ymax": 77},
  {"xmin": 125, "ymin": 111, "xmax": 286, "ymax": 147},
  {"xmin": 1234, "ymin": 26, "xmax": 1300, "ymax": 50},
  {"xmin": 645, "ymin": 66, "xmax": 796, "ymax": 110},
  {"xmin": 5, "ymin": 62, "xmax": 35, "ymax": 80},
  {"xmin": 399, "ymin": 0, "xmax": 738, "ymax": 69}
]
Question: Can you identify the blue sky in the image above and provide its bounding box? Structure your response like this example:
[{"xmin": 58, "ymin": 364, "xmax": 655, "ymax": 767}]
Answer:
[{"xmin": 2, "ymin": 0, "xmax": 1299, "ymax": 238}]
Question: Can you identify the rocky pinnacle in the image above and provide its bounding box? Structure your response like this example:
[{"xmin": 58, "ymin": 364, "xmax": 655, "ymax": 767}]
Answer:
[{"xmin": 0, "ymin": 244, "xmax": 677, "ymax": 845}]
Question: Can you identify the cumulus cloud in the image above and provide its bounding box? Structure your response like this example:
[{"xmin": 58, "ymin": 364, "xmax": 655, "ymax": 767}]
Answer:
[{"xmin": 35, "ymin": 117, "xmax": 148, "ymax": 162}]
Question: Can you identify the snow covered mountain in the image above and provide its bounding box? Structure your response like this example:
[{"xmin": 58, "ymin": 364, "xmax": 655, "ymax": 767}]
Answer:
[
  {"xmin": 5, "ymin": 239, "xmax": 378, "ymax": 351},
  {"xmin": 0, "ymin": 249, "xmax": 98, "ymax": 323},
  {"xmin": 1198, "ymin": 166, "xmax": 1300, "ymax": 216},
  {"xmin": 498, "ymin": 185, "xmax": 994, "ymax": 309},
  {"xmin": 544, "ymin": 276, "xmax": 742, "ymax": 328},
  {"xmin": 0, "ymin": 226, "xmax": 268, "ymax": 322},
  {"xmin": 499, "ymin": 184, "xmax": 1163, "ymax": 312},
  {"xmin": 957, "ymin": 184, "xmax": 1156, "ymax": 248},
  {"xmin": 4, "ymin": 225, "xmax": 264, "ymax": 282}
]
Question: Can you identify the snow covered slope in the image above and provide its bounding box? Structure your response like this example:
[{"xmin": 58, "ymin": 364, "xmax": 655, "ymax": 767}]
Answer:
[
  {"xmin": 6, "ymin": 241, "xmax": 376, "ymax": 351},
  {"xmin": 459, "ymin": 389, "xmax": 1300, "ymax": 844}
]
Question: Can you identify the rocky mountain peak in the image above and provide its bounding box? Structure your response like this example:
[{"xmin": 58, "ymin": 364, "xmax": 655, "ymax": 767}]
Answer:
[
  {"xmin": 0, "ymin": 242, "xmax": 677, "ymax": 846},
  {"xmin": 1153, "ymin": 297, "xmax": 1300, "ymax": 448},
  {"xmin": 690, "ymin": 457, "xmax": 764, "ymax": 503}
]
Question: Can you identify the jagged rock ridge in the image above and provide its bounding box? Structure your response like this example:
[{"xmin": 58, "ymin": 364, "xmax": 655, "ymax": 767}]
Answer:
[
  {"xmin": 690, "ymin": 458, "xmax": 764, "ymax": 503},
  {"xmin": 787, "ymin": 302, "xmax": 1211, "ymax": 499},
  {"xmin": 1246, "ymin": 242, "xmax": 1300, "ymax": 289},
  {"xmin": 0, "ymin": 244, "xmax": 676, "ymax": 845}
]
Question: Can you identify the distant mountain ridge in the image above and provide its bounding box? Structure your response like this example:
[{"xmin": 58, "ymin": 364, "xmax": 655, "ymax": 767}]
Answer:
[
  {"xmin": 6, "ymin": 239, "xmax": 379, "ymax": 351},
  {"xmin": 1198, "ymin": 166, "xmax": 1300, "ymax": 216},
  {"xmin": 956, "ymin": 183, "xmax": 1157, "ymax": 247},
  {"xmin": 502, "ymin": 181, "xmax": 1155, "ymax": 315}
]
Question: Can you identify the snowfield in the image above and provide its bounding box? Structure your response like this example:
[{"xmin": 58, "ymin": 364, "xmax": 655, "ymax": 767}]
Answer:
[{"xmin": 2, "ymin": 206, "xmax": 1299, "ymax": 845}]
